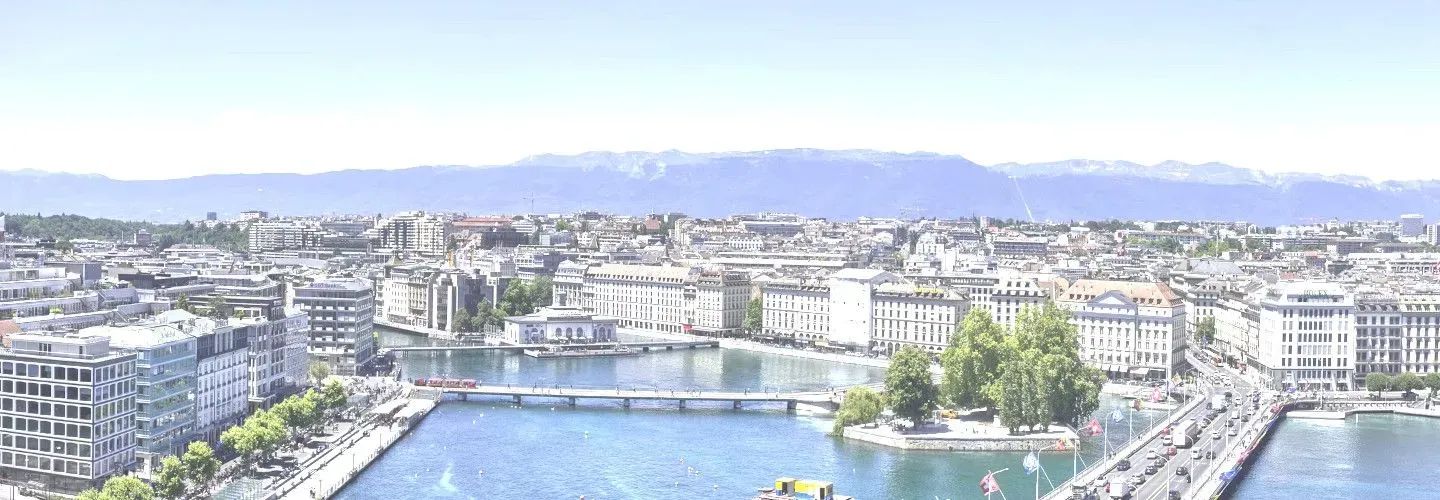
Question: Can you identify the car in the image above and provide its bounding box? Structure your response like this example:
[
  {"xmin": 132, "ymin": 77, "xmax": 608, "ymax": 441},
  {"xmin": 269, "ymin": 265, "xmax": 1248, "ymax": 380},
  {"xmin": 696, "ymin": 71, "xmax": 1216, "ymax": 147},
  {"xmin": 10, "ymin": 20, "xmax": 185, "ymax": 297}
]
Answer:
[
  {"xmin": 1212, "ymin": 430, "xmax": 1221, "ymax": 440},
  {"xmin": 1161, "ymin": 435, "xmax": 1172, "ymax": 446},
  {"xmin": 1116, "ymin": 459, "xmax": 1131, "ymax": 471},
  {"xmin": 1191, "ymin": 448, "xmax": 1203, "ymax": 459},
  {"xmin": 1165, "ymin": 446, "xmax": 1177, "ymax": 456},
  {"xmin": 1229, "ymin": 428, "xmax": 1239, "ymax": 436},
  {"xmin": 1146, "ymin": 450, "xmax": 1159, "ymax": 461},
  {"xmin": 1130, "ymin": 474, "xmax": 1145, "ymax": 486},
  {"xmin": 1175, "ymin": 466, "xmax": 1189, "ymax": 477},
  {"xmin": 1230, "ymin": 410, "xmax": 1241, "ymax": 420},
  {"xmin": 1168, "ymin": 490, "xmax": 1182, "ymax": 500},
  {"xmin": 1227, "ymin": 419, "xmax": 1236, "ymax": 428},
  {"xmin": 1145, "ymin": 465, "xmax": 1159, "ymax": 475}
]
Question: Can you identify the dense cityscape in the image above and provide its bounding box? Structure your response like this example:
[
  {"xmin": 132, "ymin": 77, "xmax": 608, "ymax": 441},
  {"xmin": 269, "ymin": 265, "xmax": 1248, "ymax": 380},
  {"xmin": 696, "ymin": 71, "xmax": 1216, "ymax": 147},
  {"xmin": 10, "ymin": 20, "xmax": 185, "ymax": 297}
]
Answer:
[{"xmin": 1, "ymin": 209, "xmax": 1438, "ymax": 498}]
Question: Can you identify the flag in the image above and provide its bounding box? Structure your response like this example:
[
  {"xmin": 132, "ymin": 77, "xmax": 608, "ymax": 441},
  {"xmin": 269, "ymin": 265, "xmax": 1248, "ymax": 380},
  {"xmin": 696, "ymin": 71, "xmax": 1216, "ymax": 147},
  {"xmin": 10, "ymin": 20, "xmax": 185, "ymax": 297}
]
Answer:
[
  {"xmin": 1056, "ymin": 438, "xmax": 1067, "ymax": 451},
  {"xmin": 1022, "ymin": 451, "xmax": 1040, "ymax": 475},
  {"xmin": 1110, "ymin": 409, "xmax": 1125, "ymax": 423},
  {"xmin": 1084, "ymin": 418, "xmax": 1103, "ymax": 436},
  {"xmin": 1150, "ymin": 387, "xmax": 1163, "ymax": 402},
  {"xmin": 979, "ymin": 472, "xmax": 1001, "ymax": 495}
]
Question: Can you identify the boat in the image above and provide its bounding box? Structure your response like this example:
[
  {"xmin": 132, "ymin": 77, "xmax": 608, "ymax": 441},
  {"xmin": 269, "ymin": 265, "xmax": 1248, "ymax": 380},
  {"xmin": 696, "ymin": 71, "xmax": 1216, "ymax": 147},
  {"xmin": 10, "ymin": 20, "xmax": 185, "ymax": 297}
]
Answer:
[
  {"xmin": 753, "ymin": 477, "xmax": 853, "ymax": 500},
  {"xmin": 522, "ymin": 344, "xmax": 641, "ymax": 359}
]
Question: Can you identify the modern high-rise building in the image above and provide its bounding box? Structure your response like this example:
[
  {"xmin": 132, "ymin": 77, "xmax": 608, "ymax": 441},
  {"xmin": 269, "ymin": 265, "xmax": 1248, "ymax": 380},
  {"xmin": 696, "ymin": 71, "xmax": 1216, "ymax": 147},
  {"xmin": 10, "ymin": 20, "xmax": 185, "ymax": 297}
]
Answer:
[
  {"xmin": 87, "ymin": 321, "xmax": 198, "ymax": 477},
  {"xmin": 371, "ymin": 211, "xmax": 450, "ymax": 257},
  {"xmin": 0, "ymin": 332, "xmax": 138, "ymax": 493},
  {"xmin": 295, "ymin": 278, "xmax": 375, "ymax": 376}
]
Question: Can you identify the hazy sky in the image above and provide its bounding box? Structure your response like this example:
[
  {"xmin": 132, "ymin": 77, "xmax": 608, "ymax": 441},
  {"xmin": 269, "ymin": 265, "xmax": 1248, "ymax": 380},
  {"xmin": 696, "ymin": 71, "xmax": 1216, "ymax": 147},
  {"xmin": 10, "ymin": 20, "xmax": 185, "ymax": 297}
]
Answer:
[{"xmin": 2, "ymin": 1, "xmax": 1437, "ymax": 180}]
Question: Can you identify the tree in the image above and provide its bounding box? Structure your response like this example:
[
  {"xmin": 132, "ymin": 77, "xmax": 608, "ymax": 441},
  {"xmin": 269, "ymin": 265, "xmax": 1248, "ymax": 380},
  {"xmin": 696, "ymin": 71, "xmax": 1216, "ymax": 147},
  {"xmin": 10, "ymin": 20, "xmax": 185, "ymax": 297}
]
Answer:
[
  {"xmin": 530, "ymin": 276, "xmax": 554, "ymax": 308},
  {"xmin": 939, "ymin": 309, "xmax": 1006, "ymax": 411},
  {"xmin": 1425, "ymin": 373, "xmax": 1440, "ymax": 400},
  {"xmin": 181, "ymin": 441, "xmax": 220, "ymax": 496},
  {"xmin": 98, "ymin": 475, "xmax": 155, "ymax": 500},
  {"xmin": 1366, "ymin": 373, "xmax": 1391, "ymax": 394},
  {"xmin": 1196, "ymin": 316, "xmax": 1217, "ymax": 346},
  {"xmin": 175, "ymin": 294, "xmax": 192, "ymax": 313},
  {"xmin": 205, "ymin": 295, "xmax": 230, "ymax": 319},
  {"xmin": 452, "ymin": 307, "xmax": 473, "ymax": 333},
  {"xmin": 744, "ymin": 298, "xmax": 763, "ymax": 334},
  {"xmin": 308, "ymin": 361, "xmax": 332, "ymax": 384},
  {"xmin": 498, "ymin": 281, "xmax": 533, "ymax": 316},
  {"xmin": 221, "ymin": 423, "xmax": 259, "ymax": 461},
  {"xmin": 153, "ymin": 456, "xmax": 186, "ymax": 499},
  {"xmin": 1393, "ymin": 372, "xmax": 1423, "ymax": 393},
  {"xmin": 884, "ymin": 346, "xmax": 938, "ymax": 430},
  {"xmin": 554, "ymin": 220, "xmax": 573, "ymax": 231},
  {"xmin": 272, "ymin": 393, "xmax": 319, "ymax": 434},
  {"xmin": 321, "ymin": 380, "xmax": 349, "ymax": 410},
  {"xmin": 831, "ymin": 386, "xmax": 885, "ymax": 434}
]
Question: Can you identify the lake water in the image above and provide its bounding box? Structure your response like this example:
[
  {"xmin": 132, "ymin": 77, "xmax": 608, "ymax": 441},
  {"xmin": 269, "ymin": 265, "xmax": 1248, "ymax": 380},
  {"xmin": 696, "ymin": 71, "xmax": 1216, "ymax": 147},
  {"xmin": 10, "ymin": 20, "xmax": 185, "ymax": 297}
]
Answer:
[
  {"xmin": 334, "ymin": 328, "xmax": 1173, "ymax": 499},
  {"xmin": 1232, "ymin": 412, "xmax": 1440, "ymax": 500}
]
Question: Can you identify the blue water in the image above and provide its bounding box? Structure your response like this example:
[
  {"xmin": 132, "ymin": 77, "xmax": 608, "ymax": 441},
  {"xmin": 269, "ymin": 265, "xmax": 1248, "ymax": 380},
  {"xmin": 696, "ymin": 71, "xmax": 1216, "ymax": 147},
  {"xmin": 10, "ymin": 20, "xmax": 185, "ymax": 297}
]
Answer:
[
  {"xmin": 337, "ymin": 328, "xmax": 1172, "ymax": 499},
  {"xmin": 1233, "ymin": 413, "xmax": 1440, "ymax": 500}
]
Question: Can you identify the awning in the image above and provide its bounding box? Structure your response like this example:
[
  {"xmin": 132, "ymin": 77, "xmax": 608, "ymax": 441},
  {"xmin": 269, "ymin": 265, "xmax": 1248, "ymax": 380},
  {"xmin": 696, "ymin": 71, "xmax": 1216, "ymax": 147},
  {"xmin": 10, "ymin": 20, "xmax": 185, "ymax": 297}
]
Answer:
[{"xmin": 1130, "ymin": 367, "xmax": 1150, "ymax": 375}]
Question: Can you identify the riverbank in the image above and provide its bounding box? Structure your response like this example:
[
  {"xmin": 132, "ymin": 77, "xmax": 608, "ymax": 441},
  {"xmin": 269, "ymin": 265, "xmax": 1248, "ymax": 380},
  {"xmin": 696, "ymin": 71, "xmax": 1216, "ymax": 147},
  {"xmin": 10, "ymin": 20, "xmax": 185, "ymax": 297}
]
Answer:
[
  {"xmin": 275, "ymin": 396, "xmax": 438, "ymax": 499},
  {"xmin": 842, "ymin": 420, "xmax": 1079, "ymax": 451},
  {"xmin": 1287, "ymin": 406, "xmax": 1440, "ymax": 420}
]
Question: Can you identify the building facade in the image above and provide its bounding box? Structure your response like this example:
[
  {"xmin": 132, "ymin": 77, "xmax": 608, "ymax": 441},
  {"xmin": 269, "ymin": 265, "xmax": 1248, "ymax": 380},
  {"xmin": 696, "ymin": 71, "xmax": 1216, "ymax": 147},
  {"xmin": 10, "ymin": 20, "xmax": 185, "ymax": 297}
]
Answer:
[
  {"xmin": 0, "ymin": 333, "xmax": 138, "ymax": 493},
  {"xmin": 1059, "ymin": 280, "xmax": 1187, "ymax": 379},
  {"xmin": 1256, "ymin": 281, "xmax": 1355, "ymax": 391},
  {"xmin": 295, "ymin": 278, "xmax": 375, "ymax": 376},
  {"xmin": 502, "ymin": 306, "xmax": 620, "ymax": 344}
]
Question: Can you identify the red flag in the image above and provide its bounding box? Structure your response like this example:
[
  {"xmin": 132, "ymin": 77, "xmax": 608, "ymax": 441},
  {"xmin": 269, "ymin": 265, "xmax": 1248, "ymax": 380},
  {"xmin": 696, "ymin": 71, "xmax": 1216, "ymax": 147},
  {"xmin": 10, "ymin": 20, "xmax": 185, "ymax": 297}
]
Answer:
[
  {"xmin": 1056, "ymin": 439, "xmax": 1067, "ymax": 451},
  {"xmin": 1084, "ymin": 418, "xmax": 1103, "ymax": 436},
  {"xmin": 1150, "ymin": 387, "xmax": 1163, "ymax": 403},
  {"xmin": 979, "ymin": 472, "xmax": 1001, "ymax": 495}
]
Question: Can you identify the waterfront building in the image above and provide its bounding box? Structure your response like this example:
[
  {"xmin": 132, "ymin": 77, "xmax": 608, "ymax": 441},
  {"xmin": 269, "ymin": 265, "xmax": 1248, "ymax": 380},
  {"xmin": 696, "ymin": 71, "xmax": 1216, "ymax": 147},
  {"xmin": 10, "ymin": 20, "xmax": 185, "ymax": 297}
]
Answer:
[
  {"xmin": 372, "ymin": 264, "xmax": 478, "ymax": 333},
  {"xmin": 578, "ymin": 264, "xmax": 748, "ymax": 336},
  {"xmin": 1058, "ymin": 279, "xmax": 1187, "ymax": 379},
  {"xmin": 869, "ymin": 283, "xmax": 967, "ymax": 355},
  {"xmin": 1256, "ymin": 281, "xmax": 1355, "ymax": 391},
  {"xmin": 1398, "ymin": 294, "xmax": 1440, "ymax": 375},
  {"xmin": 295, "ymin": 278, "xmax": 375, "ymax": 376},
  {"xmin": 501, "ymin": 306, "xmax": 619, "ymax": 344},
  {"xmin": 84, "ymin": 321, "xmax": 197, "ymax": 477},
  {"xmin": 0, "ymin": 332, "xmax": 138, "ymax": 494},
  {"xmin": 759, "ymin": 279, "xmax": 831, "ymax": 345},
  {"xmin": 828, "ymin": 269, "xmax": 901, "ymax": 349},
  {"xmin": 1354, "ymin": 293, "xmax": 1403, "ymax": 385}
]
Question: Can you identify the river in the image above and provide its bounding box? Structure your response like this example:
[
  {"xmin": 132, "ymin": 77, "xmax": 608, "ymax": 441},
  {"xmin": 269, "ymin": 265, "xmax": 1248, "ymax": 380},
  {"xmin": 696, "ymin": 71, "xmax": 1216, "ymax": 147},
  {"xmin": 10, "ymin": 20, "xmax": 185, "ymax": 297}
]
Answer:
[
  {"xmin": 336, "ymin": 328, "xmax": 1171, "ymax": 499},
  {"xmin": 1232, "ymin": 412, "xmax": 1440, "ymax": 500}
]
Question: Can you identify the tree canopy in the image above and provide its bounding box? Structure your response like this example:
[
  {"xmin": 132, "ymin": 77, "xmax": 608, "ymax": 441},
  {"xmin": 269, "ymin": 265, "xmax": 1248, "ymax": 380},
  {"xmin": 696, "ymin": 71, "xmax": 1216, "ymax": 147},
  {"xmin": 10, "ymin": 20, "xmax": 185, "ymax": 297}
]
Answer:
[
  {"xmin": 77, "ymin": 475, "xmax": 155, "ymax": 500},
  {"xmin": 1366, "ymin": 373, "xmax": 1391, "ymax": 394},
  {"xmin": 744, "ymin": 298, "xmax": 763, "ymax": 333},
  {"xmin": 831, "ymin": 386, "xmax": 885, "ymax": 434},
  {"xmin": 884, "ymin": 346, "xmax": 938, "ymax": 429},
  {"xmin": 939, "ymin": 308, "xmax": 1006, "ymax": 410}
]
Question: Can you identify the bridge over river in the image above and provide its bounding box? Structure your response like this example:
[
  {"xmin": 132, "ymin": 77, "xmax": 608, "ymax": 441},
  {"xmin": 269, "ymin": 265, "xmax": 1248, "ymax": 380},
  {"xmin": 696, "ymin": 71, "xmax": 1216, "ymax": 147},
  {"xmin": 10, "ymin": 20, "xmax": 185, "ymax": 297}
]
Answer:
[
  {"xmin": 430, "ymin": 382, "xmax": 885, "ymax": 412},
  {"xmin": 379, "ymin": 339, "xmax": 719, "ymax": 357}
]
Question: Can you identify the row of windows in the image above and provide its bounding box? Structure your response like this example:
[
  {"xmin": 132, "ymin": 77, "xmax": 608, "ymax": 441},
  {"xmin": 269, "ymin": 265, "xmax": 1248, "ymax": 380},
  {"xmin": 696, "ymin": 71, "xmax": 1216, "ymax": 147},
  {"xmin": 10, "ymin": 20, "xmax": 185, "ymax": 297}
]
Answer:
[
  {"xmin": 1, "ymin": 450, "xmax": 101, "ymax": 478},
  {"xmin": 0, "ymin": 380, "xmax": 104, "ymax": 402},
  {"xmin": 1, "ymin": 415, "xmax": 93, "ymax": 440},
  {"xmin": 1, "ymin": 397, "xmax": 99, "ymax": 421},
  {"xmin": 1, "ymin": 361, "xmax": 134, "ymax": 383}
]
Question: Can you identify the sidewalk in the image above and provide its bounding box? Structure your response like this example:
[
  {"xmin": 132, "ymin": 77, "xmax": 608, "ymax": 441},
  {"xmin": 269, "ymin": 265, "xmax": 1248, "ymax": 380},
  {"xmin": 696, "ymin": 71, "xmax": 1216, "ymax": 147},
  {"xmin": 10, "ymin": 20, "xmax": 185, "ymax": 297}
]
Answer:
[{"xmin": 275, "ymin": 398, "xmax": 435, "ymax": 500}]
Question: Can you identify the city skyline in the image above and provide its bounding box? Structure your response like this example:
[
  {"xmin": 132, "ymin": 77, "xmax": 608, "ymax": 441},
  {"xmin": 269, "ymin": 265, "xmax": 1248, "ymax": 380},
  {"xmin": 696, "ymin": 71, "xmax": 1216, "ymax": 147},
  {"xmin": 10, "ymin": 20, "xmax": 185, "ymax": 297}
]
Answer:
[{"xmin": 3, "ymin": 1, "xmax": 1438, "ymax": 180}]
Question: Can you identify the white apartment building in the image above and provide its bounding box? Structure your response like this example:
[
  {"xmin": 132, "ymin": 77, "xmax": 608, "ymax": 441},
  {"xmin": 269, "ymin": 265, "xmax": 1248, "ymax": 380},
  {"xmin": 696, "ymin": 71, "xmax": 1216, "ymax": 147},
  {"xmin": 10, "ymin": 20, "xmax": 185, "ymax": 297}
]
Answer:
[
  {"xmin": 0, "ymin": 333, "xmax": 138, "ymax": 494},
  {"xmin": 577, "ymin": 264, "xmax": 750, "ymax": 336},
  {"xmin": 372, "ymin": 264, "xmax": 476, "ymax": 333},
  {"xmin": 829, "ymin": 269, "xmax": 900, "ymax": 348},
  {"xmin": 870, "ymin": 283, "xmax": 967, "ymax": 355},
  {"xmin": 1059, "ymin": 280, "xmax": 1187, "ymax": 379},
  {"xmin": 246, "ymin": 220, "xmax": 324, "ymax": 253},
  {"xmin": 1399, "ymin": 294, "xmax": 1440, "ymax": 375},
  {"xmin": 1256, "ymin": 281, "xmax": 1355, "ymax": 391},
  {"xmin": 988, "ymin": 273, "xmax": 1048, "ymax": 329},
  {"xmin": 760, "ymin": 280, "xmax": 831, "ymax": 345},
  {"xmin": 295, "ymin": 278, "xmax": 375, "ymax": 376},
  {"xmin": 234, "ymin": 310, "xmax": 309, "ymax": 407},
  {"xmin": 1355, "ymin": 293, "xmax": 1403, "ymax": 384}
]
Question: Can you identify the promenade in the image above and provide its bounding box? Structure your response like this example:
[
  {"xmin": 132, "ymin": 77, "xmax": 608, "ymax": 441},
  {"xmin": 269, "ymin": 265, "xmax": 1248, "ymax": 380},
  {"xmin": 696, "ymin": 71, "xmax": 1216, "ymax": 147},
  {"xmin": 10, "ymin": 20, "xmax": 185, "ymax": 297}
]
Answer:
[{"xmin": 275, "ymin": 397, "xmax": 437, "ymax": 500}]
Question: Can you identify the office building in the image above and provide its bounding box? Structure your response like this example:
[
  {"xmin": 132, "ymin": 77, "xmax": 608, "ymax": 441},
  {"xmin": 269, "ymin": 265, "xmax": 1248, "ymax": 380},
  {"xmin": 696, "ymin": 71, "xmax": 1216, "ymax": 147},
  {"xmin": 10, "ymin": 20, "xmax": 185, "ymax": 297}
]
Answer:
[
  {"xmin": 1058, "ymin": 279, "xmax": 1187, "ymax": 379},
  {"xmin": 295, "ymin": 278, "xmax": 375, "ymax": 376},
  {"xmin": 1256, "ymin": 281, "xmax": 1355, "ymax": 391},
  {"xmin": 81, "ymin": 321, "xmax": 197, "ymax": 477},
  {"xmin": 0, "ymin": 332, "xmax": 138, "ymax": 493}
]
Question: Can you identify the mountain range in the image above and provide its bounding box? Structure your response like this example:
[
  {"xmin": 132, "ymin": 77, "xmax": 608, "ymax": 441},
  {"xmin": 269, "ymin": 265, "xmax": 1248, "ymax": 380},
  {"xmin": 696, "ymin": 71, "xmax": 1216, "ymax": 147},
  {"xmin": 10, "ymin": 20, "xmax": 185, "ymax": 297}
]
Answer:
[{"xmin": 3, "ymin": 150, "xmax": 1439, "ymax": 225}]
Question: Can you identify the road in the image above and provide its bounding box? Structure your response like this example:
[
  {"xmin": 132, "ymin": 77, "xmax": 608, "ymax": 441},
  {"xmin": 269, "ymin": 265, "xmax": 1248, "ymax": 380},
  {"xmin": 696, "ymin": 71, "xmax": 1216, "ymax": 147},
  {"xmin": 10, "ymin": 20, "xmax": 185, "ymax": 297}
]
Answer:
[{"xmin": 1075, "ymin": 349, "xmax": 1264, "ymax": 500}]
